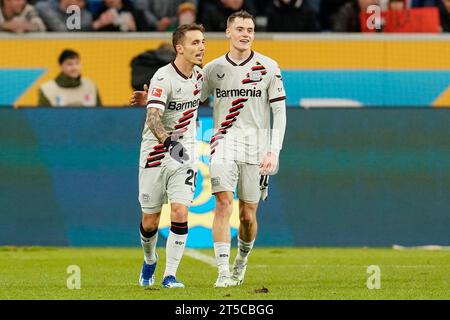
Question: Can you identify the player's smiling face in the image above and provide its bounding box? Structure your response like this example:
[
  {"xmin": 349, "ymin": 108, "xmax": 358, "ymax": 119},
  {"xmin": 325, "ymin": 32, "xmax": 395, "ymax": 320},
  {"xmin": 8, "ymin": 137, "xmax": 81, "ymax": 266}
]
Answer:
[
  {"xmin": 227, "ymin": 18, "xmax": 255, "ymax": 52},
  {"xmin": 178, "ymin": 30, "xmax": 206, "ymax": 66}
]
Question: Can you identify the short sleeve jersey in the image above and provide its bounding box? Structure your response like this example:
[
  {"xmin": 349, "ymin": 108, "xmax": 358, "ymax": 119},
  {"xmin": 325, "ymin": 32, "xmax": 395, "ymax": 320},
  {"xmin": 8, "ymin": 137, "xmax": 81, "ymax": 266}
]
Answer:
[
  {"xmin": 139, "ymin": 62, "xmax": 203, "ymax": 168},
  {"xmin": 201, "ymin": 51, "xmax": 286, "ymax": 164}
]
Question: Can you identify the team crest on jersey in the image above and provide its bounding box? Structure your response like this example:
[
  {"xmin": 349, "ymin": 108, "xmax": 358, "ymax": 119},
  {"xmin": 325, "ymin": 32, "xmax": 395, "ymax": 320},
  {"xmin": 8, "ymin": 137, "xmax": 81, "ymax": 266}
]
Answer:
[
  {"xmin": 249, "ymin": 71, "xmax": 262, "ymax": 82},
  {"xmin": 151, "ymin": 87, "xmax": 163, "ymax": 98}
]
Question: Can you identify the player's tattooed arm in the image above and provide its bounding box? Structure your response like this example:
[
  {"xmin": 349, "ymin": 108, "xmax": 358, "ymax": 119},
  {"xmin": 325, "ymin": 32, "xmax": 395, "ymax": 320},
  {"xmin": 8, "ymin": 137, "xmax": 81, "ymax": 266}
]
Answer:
[{"xmin": 146, "ymin": 107, "xmax": 169, "ymax": 143}]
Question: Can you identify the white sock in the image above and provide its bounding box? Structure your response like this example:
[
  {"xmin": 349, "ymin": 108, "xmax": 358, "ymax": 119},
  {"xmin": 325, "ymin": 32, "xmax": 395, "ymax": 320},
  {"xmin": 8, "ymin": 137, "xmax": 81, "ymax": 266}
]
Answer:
[
  {"xmin": 236, "ymin": 237, "xmax": 254, "ymax": 264},
  {"xmin": 164, "ymin": 231, "xmax": 187, "ymax": 278},
  {"xmin": 140, "ymin": 228, "xmax": 158, "ymax": 265},
  {"xmin": 214, "ymin": 242, "xmax": 231, "ymax": 277}
]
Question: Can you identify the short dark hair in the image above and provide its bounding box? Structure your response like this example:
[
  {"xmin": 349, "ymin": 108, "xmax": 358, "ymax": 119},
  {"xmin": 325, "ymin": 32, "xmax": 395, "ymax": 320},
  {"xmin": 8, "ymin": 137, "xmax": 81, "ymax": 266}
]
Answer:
[
  {"xmin": 58, "ymin": 49, "xmax": 79, "ymax": 65},
  {"xmin": 172, "ymin": 23, "xmax": 205, "ymax": 52},
  {"xmin": 227, "ymin": 10, "xmax": 255, "ymax": 28}
]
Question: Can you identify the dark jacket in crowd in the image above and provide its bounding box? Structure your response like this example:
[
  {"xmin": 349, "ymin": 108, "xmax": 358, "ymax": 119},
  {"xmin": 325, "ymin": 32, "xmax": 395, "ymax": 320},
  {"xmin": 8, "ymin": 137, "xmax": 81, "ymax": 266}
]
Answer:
[
  {"xmin": 438, "ymin": 0, "xmax": 450, "ymax": 32},
  {"xmin": 197, "ymin": 0, "xmax": 255, "ymax": 32},
  {"xmin": 94, "ymin": 0, "xmax": 148, "ymax": 31},
  {"xmin": 331, "ymin": 0, "xmax": 361, "ymax": 32},
  {"xmin": 267, "ymin": 0, "xmax": 321, "ymax": 32}
]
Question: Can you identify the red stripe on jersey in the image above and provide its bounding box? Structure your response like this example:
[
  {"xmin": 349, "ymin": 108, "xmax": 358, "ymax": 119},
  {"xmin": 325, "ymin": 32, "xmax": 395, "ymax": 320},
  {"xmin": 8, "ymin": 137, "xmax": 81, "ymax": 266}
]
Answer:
[
  {"xmin": 210, "ymin": 141, "xmax": 219, "ymax": 149},
  {"xmin": 210, "ymin": 135, "xmax": 224, "ymax": 144},
  {"xmin": 210, "ymin": 149, "xmax": 216, "ymax": 155},
  {"xmin": 197, "ymin": 73, "xmax": 203, "ymax": 80},
  {"xmin": 221, "ymin": 119, "xmax": 236, "ymax": 127},
  {"xmin": 221, "ymin": 124, "xmax": 233, "ymax": 131},
  {"xmin": 146, "ymin": 160, "xmax": 162, "ymax": 168},
  {"xmin": 178, "ymin": 112, "xmax": 194, "ymax": 123},
  {"xmin": 183, "ymin": 108, "xmax": 197, "ymax": 116},
  {"xmin": 242, "ymin": 78, "xmax": 262, "ymax": 84},
  {"xmin": 175, "ymin": 121, "xmax": 191, "ymax": 129},
  {"xmin": 149, "ymin": 148, "xmax": 167, "ymax": 156},
  {"xmin": 251, "ymin": 65, "xmax": 266, "ymax": 71},
  {"xmin": 147, "ymin": 154, "xmax": 165, "ymax": 162},
  {"xmin": 193, "ymin": 89, "xmax": 200, "ymax": 95},
  {"xmin": 232, "ymin": 98, "xmax": 248, "ymax": 106},
  {"xmin": 226, "ymin": 111, "xmax": 240, "ymax": 120},
  {"xmin": 229, "ymin": 103, "xmax": 244, "ymax": 113},
  {"xmin": 154, "ymin": 144, "xmax": 165, "ymax": 149}
]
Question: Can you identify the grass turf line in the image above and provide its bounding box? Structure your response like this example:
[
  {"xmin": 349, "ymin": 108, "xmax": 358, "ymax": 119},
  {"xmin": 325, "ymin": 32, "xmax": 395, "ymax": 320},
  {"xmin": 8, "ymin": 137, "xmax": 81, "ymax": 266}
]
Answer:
[{"xmin": 0, "ymin": 247, "xmax": 449, "ymax": 300}]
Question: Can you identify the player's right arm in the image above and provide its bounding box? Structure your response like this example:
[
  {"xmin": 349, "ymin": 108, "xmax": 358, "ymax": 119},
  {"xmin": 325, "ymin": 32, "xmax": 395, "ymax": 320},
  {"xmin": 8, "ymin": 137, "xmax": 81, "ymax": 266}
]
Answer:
[
  {"xmin": 145, "ymin": 72, "xmax": 189, "ymax": 163},
  {"xmin": 146, "ymin": 107, "xmax": 169, "ymax": 143}
]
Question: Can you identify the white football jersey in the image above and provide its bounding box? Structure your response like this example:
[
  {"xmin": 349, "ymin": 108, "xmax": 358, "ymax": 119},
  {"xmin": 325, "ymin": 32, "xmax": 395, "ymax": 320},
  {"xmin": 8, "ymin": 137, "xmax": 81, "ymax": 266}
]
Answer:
[
  {"xmin": 201, "ymin": 51, "xmax": 286, "ymax": 164},
  {"xmin": 140, "ymin": 62, "xmax": 203, "ymax": 168}
]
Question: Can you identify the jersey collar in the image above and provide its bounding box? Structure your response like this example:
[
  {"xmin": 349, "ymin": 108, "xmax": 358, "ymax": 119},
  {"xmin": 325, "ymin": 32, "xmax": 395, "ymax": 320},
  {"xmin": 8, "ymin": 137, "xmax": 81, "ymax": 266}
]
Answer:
[
  {"xmin": 225, "ymin": 50, "xmax": 254, "ymax": 67},
  {"xmin": 171, "ymin": 61, "xmax": 192, "ymax": 80}
]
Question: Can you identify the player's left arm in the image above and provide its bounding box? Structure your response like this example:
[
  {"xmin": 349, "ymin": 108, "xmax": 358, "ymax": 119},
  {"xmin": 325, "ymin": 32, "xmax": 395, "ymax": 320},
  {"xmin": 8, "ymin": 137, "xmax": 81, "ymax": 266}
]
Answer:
[{"xmin": 260, "ymin": 65, "xmax": 287, "ymax": 175}]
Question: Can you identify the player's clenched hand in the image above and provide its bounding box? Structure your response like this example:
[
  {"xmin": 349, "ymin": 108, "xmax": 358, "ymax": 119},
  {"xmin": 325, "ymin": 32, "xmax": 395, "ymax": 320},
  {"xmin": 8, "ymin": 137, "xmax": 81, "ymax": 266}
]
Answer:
[
  {"xmin": 170, "ymin": 127, "xmax": 188, "ymax": 141},
  {"xmin": 259, "ymin": 152, "xmax": 278, "ymax": 175},
  {"xmin": 164, "ymin": 136, "xmax": 189, "ymax": 164},
  {"xmin": 130, "ymin": 84, "xmax": 149, "ymax": 106}
]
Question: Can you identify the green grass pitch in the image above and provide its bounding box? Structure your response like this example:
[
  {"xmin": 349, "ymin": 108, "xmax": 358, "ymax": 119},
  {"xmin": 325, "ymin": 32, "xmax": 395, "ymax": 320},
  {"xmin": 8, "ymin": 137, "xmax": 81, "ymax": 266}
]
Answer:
[{"xmin": 0, "ymin": 247, "xmax": 449, "ymax": 300}]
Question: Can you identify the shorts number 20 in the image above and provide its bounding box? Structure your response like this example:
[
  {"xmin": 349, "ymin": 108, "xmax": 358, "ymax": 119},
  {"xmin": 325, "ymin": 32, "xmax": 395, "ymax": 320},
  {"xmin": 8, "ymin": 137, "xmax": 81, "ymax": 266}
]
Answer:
[{"xmin": 185, "ymin": 169, "xmax": 197, "ymax": 187}]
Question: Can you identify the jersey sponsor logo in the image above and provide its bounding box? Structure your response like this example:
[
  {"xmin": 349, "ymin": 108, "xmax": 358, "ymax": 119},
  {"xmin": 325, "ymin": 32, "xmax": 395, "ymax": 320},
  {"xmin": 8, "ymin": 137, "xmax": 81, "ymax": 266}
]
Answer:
[
  {"xmin": 215, "ymin": 88, "xmax": 262, "ymax": 98},
  {"xmin": 217, "ymin": 73, "xmax": 225, "ymax": 80},
  {"xmin": 168, "ymin": 98, "xmax": 200, "ymax": 111},
  {"xmin": 151, "ymin": 87, "xmax": 163, "ymax": 97}
]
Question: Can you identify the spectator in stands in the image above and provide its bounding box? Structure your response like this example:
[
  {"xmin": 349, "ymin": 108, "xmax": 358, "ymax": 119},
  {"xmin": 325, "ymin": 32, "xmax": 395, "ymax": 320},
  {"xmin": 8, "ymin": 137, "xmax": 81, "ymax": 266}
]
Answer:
[
  {"xmin": 130, "ymin": 42, "xmax": 175, "ymax": 91},
  {"xmin": 411, "ymin": 0, "xmax": 439, "ymax": 6},
  {"xmin": 36, "ymin": 0, "xmax": 93, "ymax": 31},
  {"xmin": 134, "ymin": 0, "xmax": 194, "ymax": 31},
  {"xmin": 331, "ymin": 0, "xmax": 380, "ymax": 32},
  {"xmin": 176, "ymin": 1, "xmax": 196, "ymax": 27},
  {"xmin": 389, "ymin": 0, "xmax": 406, "ymax": 10},
  {"xmin": 92, "ymin": 0, "xmax": 146, "ymax": 31},
  {"xmin": 0, "ymin": 0, "xmax": 46, "ymax": 32},
  {"xmin": 198, "ymin": 0, "xmax": 256, "ymax": 31},
  {"xmin": 38, "ymin": 49, "xmax": 102, "ymax": 107},
  {"xmin": 439, "ymin": 0, "xmax": 450, "ymax": 31},
  {"xmin": 319, "ymin": 0, "xmax": 348, "ymax": 31},
  {"xmin": 266, "ymin": 0, "xmax": 321, "ymax": 32}
]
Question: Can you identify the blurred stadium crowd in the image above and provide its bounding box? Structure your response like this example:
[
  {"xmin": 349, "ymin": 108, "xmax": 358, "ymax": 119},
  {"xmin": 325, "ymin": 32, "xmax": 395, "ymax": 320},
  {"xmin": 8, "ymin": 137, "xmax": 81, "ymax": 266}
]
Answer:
[{"xmin": 0, "ymin": 0, "xmax": 449, "ymax": 33}]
